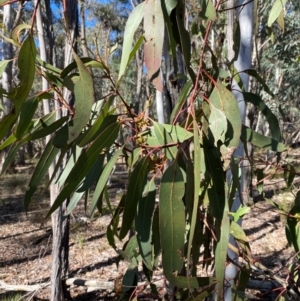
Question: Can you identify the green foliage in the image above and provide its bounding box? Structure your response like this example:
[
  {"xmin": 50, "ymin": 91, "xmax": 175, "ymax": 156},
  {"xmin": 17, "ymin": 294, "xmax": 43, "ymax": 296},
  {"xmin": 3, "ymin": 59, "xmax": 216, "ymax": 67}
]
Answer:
[{"xmin": 1, "ymin": 0, "xmax": 298, "ymax": 300}]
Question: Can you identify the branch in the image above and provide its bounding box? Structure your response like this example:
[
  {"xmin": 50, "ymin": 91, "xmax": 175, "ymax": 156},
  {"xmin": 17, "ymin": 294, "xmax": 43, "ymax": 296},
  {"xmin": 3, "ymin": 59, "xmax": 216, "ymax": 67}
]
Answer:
[{"xmin": 0, "ymin": 281, "xmax": 49, "ymax": 292}]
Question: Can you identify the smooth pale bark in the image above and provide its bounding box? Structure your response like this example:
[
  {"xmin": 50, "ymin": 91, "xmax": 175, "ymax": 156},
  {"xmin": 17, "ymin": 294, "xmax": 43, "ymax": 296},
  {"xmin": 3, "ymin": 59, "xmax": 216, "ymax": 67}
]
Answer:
[
  {"xmin": 156, "ymin": 90, "xmax": 165, "ymax": 124},
  {"xmin": 2, "ymin": 4, "xmax": 12, "ymax": 117},
  {"xmin": 35, "ymin": 1, "xmax": 70, "ymax": 300},
  {"xmin": 79, "ymin": 0, "xmax": 89, "ymax": 57},
  {"xmin": 1, "ymin": 5, "xmax": 13, "ymax": 171},
  {"xmin": 222, "ymin": 0, "xmax": 254, "ymax": 300}
]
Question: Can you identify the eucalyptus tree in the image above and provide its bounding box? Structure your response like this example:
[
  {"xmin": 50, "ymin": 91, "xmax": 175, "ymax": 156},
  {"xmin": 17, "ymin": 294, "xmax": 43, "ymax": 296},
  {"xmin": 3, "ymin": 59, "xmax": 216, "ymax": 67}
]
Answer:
[{"xmin": 0, "ymin": 1, "xmax": 295, "ymax": 301}]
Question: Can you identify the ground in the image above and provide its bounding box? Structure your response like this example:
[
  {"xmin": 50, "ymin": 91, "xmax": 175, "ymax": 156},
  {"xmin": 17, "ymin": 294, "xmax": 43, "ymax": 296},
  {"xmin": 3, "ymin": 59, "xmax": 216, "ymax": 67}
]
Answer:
[{"xmin": 0, "ymin": 159, "xmax": 299, "ymax": 300}]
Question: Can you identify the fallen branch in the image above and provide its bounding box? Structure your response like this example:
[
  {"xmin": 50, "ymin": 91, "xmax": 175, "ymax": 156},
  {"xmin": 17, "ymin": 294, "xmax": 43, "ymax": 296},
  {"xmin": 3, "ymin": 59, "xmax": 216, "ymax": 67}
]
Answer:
[{"xmin": 0, "ymin": 281, "xmax": 49, "ymax": 292}]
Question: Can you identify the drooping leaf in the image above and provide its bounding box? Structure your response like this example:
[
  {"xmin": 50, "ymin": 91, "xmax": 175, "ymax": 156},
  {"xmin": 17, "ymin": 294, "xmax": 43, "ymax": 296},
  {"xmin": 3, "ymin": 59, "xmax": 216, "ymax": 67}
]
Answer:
[
  {"xmin": 0, "ymin": 59, "xmax": 12, "ymax": 77},
  {"xmin": 186, "ymin": 119, "xmax": 202, "ymax": 281},
  {"xmin": 209, "ymin": 81, "xmax": 242, "ymax": 149},
  {"xmin": 0, "ymin": 133, "xmax": 16, "ymax": 150},
  {"xmin": 24, "ymin": 135, "xmax": 60, "ymax": 211},
  {"xmin": 36, "ymin": 57, "xmax": 62, "ymax": 74},
  {"xmin": 61, "ymin": 57, "xmax": 105, "ymax": 78},
  {"xmin": 56, "ymin": 145, "xmax": 82, "ymax": 187},
  {"xmin": 0, "ymin": 34, "xmax": 36, "ymax": 141},
  {"xmin": 53, "ymin": 52, "xmax": 95, "ymax": 147},
  {"xmin": 120, "ymin": 262, "xmax": 138, "ymax": 296},
  {"xmin": 174, "ymin": 2, "xmax": 195, "ymax": 82},
  {"xmin": 45, "ymin": 121, "xmax": 120, "ymax": 219},
  {"xmin": 118, "ymin": 2, "xmax": 146, "ymax": 80},
  {"xmin": 144, "ymin": 0, "xmax": 164, "ymax": 91},
  {"xmin": 208, "ymin": 104, "xmax": 227, "ymax": 146},
  {"xmin": 76, "ymin": 154, "xmax": 105, "ymax": 193},
  {"xmin": 199, "ymin": 0, "xmax": 216, "ymax": 21},
  {"xmin": 170, "ymin": 80, "xmax": 192, "ymax": 123},
  {"xmin": 284, "ymin": 164, "xmax": 296, "ymax": 189},
  {"xmin": 12, "ymin": 24, "xmax": 32, "ymax": 44},
  {"xmin": 162, "ymin": 124, "xmax": 193, "ymax": 142},
  {"xmin": 25, "ymin": 116, "xmax": 69, "ymax": 141},
  {"xmin": 241, "ymin": 125, "xmax": 286, "ymax": 152},
  {"xmin": 159, "ymin": 161, "xmax": 185, "ymax": 277},
  {"xmin": 268, "ymin": 0, "xmax": 287, "ymax": 28},
  {"xmin": 243, "ymin": 70, "xmax": 274, "ymax": 97},
  {"xmin": 66, "ymin": 191, "xmax": 85, "ymax": 216},
  {"xmin": 16, "ymin": 93, "xmax": 51, "ymax": 139},
  {"xmin": 204, "ymin": 139, "xmax": 229, "ymax": 298},
  {"xmin": 1, "ymin": 141, "xmax": 24, "ymax": 174},
  {"xmin": 153, "ymin": 122, "xmax": 178, "ymax": 160},
  {"xmin": 243, "ymin": 92, "xmax": 280, "ymax": 142},
  {"xmin": 119, "ymin": 156, "xmax": 149, "ymax": 239},
  {"xmin": 90, "ymin": 148, "xmax": 123, "ymax": 215},
  {"xmin": 151, "ymin": 206, "xmax": 161, "ymax": 267},
  {"xmin": 286, "ymin": 192, "xmax": 300, "ymax": 257},
  {"xmin": 165, "ymin": 0, "xmax": 177, "ymax": 14},
  {"xmin": 77, "ymin": 110, "xmax": 117, "ymax": 147},
  {"xmin": 136, "ymin": 180, "xmax": 156, "ymax": 270}
]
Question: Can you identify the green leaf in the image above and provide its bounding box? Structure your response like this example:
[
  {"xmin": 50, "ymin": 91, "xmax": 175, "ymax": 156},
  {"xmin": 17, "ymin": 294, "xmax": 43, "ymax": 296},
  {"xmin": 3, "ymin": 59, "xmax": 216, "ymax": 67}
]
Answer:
[
  {"xmin": 1, "ymin": 142, "xmax": 24, "ymax": 174},
  {"xmin": 230, "ymin": 206, "xmax": 250, "ymax": 223},
  {"xmin": 209, "ymin": 81, "xmax": 242, "ymax": 149},
  {"xmin": 241, "ymin": 125, "xmax": 286, "ymax": 152},
  {"xmin": 53, "ymin": 53, "xmax": 95, "ymax": 147},
  {"xmin": 151, "ymin": 206, "xmax": 161, "ymax": 267},
  {"xmin": 76, "ymin": 154, "xmax": 105, "ymax": 192},
  {"xmin": 186, "ymin": 119, "xmax": 202, "ymax": 282},
  {"xmin": 16, "ymin": 93, "xmax": 51, "ymax": 139},
  {"xmin": 119, "ymin": 157, "xmax": 150, "ymax": 239},
  {"xmin": 12, "ymin": 24, "xmax": 32, "ymax": 44},
  {"xmin": 165, "ymin": 0, "xmax": 177, "ymax": 14},
  {"xmin": 136, "ymin": 180, "xmax": 156, "ymax": 270},
  {"xmin": 209, "ymin": 104, "xmax": 227, "ymax": 146},
  {"xmin": 243, "ymin": 70, "xmax": 274, "ymax": 97},
  {"xmin": 0, "ymin": 133, "xmax": 16, "ymax": 150},
  {"xmin": 61, "ymin": 57, "xmax": 105, "ymax": 78},
  {"xmin": 45, "ymin": 121, "xmax": 120, "ymax": 219},
  {"xmin": 0, "ymin": 34, "xmax": 36, "ymax": 142},
  {"xmin": 243, "ymin": 92, "xmax": 280, "ymax": 142},
  {"xmin": 0, "ymin": 59, "xmax": 12, "ymax": 77},
  {"xmin": 126, "ymin": 35, "xmax": 144, "ymax": 72},
  {"xmin": 286, "ymin": 192, "xmax": 300, "ymax": 256},
  {"xmin": 284, "ymin": 164, "xmax": 296, "ymax": 189},
  {"xmin": 36, "ymin": 57, "xmax": 62, "ymax": 74},
  {"xmin": 24, "ymin": 136, "xmax": 60, "ymax": 211},
  {"xmin": 144, "ymin": 0, "xmax": 164, "ymax": 91},
  {"xmin": 204, "ymin": 139, "xmax": 229, "ymax": 298},
  {"xmin": 153, "ymin": 122, "xmax": 178, "ymax": 160},
  {"xmin": 120, "ymin": 262, "xmax": 138, "ymax": 295},
  {"xmin": 159, "ymin": 161, "xmax": 185, "ymax": 276},
  {"xmin": 66, "ymin": 191, "xmax": 85, "ymax": 216},
  {"xmin": 77, "ymin": 109, "xmax": 117, "ymax": 147},
  {"xmin": 268, "ymin": 0, "xmax": 287, "ymax": 27},
  {"xmin": 162, "ymin": 124, "xmax": 193, "ymax": 142},
  {"xmin": 174, "ymin": 2, "xmax": 195, "ymax": 82},
  {"xmin": 90, "ymin": 148, "xmax": 123, "ymax": 216},
  {"xmin": 25, "ymin": 116, "xmax": 69, "ymax": 141},
  {"xmin": 199, "ymin": 0, "xmax": 216, "ymax": 21},
  {"xmin": 170, "ymin": 80, "xmax": 192, "ymax": 123},
  {"xmin": 118, "ymin": 2, "xmax": 146, "ymax": 80}
]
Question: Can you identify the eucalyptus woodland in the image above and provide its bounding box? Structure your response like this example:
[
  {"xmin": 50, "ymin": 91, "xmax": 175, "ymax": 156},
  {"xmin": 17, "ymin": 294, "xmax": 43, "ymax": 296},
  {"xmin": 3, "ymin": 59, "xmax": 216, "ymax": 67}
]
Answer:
[{"xmin": 0, "ymin": 0, "xmax": 299, "ymax": 300}]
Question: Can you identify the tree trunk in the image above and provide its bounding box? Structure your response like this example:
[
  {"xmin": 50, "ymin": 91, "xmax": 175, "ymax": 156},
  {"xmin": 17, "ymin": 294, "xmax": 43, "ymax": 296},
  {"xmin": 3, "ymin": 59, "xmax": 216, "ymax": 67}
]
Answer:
[
  {"xmin": 1, "ymin": 4, "xmax": 13, "ymax": 171},
  {"xmin": 79, "ymin": 0, "xmax": 89, "ymax": 57},
  {"xmin": 222, "ymin": 0, "xmax": 254, "ymax": 300},
  {"xmin": 36, "ymin": 1, "xmax": 75, "ymax": 300}
]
